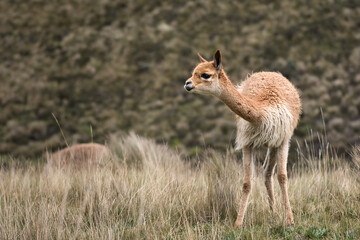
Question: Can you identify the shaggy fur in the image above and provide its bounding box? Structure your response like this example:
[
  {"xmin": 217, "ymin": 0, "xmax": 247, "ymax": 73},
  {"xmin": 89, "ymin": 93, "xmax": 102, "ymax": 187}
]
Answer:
[
  {"xmin": 235, "ymin": 104, "xmax": 293, "ymax": 149},
  {"xmin": 184, "ymin": 50, "xmax": 301, "ymax": 228}
]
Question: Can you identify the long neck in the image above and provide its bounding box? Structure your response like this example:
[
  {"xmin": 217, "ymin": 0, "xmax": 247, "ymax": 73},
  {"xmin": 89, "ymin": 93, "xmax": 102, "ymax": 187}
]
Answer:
[{"xmin": 217, "ymin": 71, "xmax": 263, "ymax": 123}]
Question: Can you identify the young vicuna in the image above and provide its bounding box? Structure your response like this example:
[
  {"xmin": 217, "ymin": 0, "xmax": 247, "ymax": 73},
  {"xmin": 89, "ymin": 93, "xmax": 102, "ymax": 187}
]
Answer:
[
  {"xmin": 47, "ymin": 143, "xmax": 111, "ymax": 169},
  {"xmin": 184, "ymin": 50, "xmax": 301, "ymax": 227}
]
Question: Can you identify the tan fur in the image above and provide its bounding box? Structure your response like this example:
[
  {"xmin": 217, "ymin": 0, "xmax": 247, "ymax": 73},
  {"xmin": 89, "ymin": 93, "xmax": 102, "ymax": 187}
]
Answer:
[
  {"xmin": 185, "ymin": 51, "xmax": 301, "ymax": 227},
  {"xmin": 47, "ymin": 143, "xmax": 111, "ymax": 169}
]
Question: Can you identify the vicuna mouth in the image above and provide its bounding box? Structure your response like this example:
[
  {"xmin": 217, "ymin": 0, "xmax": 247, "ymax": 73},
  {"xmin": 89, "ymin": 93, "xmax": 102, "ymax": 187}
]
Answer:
[{"xmin": 184, "ymin": 85, "xmax": 195, "ymax": 92}]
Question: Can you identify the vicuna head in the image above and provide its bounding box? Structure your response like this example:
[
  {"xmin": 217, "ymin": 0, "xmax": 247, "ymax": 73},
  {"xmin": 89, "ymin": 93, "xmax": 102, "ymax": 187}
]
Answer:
[{"xmin": 184, "ymin": 50, "xmax": 224, "ymax": 96}]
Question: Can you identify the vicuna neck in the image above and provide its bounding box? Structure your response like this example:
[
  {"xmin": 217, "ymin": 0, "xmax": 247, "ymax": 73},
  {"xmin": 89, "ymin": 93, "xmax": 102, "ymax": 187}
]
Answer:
[{"xmin": 217, "ymin": 70, "xmax": 263, "ymax": 123}]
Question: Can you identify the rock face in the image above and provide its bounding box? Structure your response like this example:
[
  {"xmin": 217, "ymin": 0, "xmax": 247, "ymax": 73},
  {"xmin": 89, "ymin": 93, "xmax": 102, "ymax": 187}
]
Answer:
[{"xmin": 47, "ymin": 143, "xmax": 111, "ymax": 169}]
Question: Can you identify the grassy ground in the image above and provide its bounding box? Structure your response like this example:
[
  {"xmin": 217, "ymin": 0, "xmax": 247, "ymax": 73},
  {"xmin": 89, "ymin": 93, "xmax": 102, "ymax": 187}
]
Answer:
[{"xmin": 0, "ymin": 133, "xmax": 359, "ymax": 239}]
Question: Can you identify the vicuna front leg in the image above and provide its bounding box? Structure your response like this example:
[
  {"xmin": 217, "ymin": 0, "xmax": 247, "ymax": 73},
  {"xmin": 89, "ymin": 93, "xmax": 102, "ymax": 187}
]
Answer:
[
  {"xmin": 264, "ymin": 148, "xmax": 277, "ymax": 211},
  {"xmin": 234, "ymin": 147, "xmax": 253, "ymax": 228},
  {"xmin": 276, "ymin": 141, "xmax": 294, "ymax": 226}
]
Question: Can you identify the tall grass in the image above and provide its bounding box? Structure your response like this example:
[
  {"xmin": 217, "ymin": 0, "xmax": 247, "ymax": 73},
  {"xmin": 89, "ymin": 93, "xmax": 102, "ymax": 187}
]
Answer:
[{"xmin": 0, "ymin": 133, "xmax": 359, "ymax": 239}]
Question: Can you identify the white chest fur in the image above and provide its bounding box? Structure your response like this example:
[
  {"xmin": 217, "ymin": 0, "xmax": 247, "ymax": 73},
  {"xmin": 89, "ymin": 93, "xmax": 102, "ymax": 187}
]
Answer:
[{"xmin": 235, "ymin": 104, "xmax": 293, "ymax": 150}]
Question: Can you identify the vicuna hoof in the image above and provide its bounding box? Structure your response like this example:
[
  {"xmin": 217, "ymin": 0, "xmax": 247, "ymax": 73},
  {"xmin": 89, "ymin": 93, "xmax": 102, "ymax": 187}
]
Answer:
[
  {"xmin": 288, "ymin": 222, "xmax": 295, "ymax": 229},
  {"xmin": 234, "ymin": 220, "xmax": 243, "ymax": 228},
  {"xmin": 286, "ymin": 218, "xmax": 295, "ymax": 229}
]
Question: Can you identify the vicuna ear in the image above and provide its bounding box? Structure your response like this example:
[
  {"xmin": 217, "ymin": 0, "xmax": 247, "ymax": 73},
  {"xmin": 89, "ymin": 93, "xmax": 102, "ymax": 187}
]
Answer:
[
  {"xmin": 213, "ymin": 50, "xmax": 222, "ymax": 72},
  {"xmin": 197, "ymin": 53, "xmax": 207, "ymax": 63}
]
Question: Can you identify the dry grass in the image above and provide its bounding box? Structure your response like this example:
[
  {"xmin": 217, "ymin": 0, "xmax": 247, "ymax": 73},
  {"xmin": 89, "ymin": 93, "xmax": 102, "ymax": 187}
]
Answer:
[{"xmin": 0, "ymin": 133, "xmax": 359, "ymax": 239}]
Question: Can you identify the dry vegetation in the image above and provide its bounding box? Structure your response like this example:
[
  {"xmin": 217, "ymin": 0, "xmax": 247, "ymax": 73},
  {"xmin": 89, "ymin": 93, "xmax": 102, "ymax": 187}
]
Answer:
[{"xmin": 0, "ymin": 133, "xmax": 359, "ymax": 239}]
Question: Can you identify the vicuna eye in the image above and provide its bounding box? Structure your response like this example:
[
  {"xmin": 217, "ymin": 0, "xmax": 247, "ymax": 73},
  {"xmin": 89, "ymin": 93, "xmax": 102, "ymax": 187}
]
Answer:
[{"xmin": 201, "ymin": 73, "xmax": 211, "ymax": 79}]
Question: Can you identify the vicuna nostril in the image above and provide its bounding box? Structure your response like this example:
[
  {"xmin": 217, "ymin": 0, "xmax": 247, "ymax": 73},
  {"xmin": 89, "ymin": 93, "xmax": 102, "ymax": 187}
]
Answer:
[{"xmin": 184, "ymin": 80, "xmax": 194, "ymax": 91}]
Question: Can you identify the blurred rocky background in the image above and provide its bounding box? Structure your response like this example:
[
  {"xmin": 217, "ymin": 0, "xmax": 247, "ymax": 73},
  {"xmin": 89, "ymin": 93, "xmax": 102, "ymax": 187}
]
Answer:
[{"xmin": 1, "ymin": 0, "xmax": 359, "ymax": 157}]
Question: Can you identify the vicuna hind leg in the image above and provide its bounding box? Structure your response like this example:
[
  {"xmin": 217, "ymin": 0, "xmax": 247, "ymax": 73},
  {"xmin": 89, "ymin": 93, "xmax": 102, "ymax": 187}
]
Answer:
[
  {"xmin": 264, "ymin": 148, "xmax": 277, "ymax": 211},
  {"xmin": 276, "ymin": 141, "xmax": 294, "ymax": 226},
  {"xmin": 234, "ymin": 146, "xmax": 253, "ymax": 228}
]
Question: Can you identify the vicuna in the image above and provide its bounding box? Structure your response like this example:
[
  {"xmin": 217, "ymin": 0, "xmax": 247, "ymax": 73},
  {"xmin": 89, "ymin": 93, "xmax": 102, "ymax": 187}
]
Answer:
[
  {"xmin": 47, "ymin": 143, "xmax": 111, "ymax": 169},
  {"xmin": 184, "ymin": 50, "xmax": 301, "ymax": 227}
]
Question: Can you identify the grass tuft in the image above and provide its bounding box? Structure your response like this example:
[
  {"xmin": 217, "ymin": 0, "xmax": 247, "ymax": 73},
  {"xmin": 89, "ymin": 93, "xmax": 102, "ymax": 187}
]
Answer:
[{"xmin": 0, "ymin": 134, "xmax": 359, "ymax": 239}]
